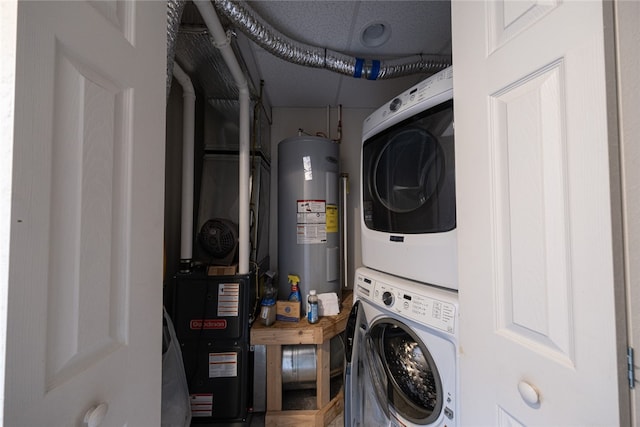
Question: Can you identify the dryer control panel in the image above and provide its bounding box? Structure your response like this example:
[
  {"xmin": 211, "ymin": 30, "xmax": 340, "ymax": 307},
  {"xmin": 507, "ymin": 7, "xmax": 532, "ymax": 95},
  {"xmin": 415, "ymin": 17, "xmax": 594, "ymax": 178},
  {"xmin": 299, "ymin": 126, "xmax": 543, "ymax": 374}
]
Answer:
[
  {"xmin": 362, "ymin": 66, "xmax": 453, "ymax": 141},
  {"xmin": 354, "ymin": 269, "xmax": 457, "ymax": 334}
]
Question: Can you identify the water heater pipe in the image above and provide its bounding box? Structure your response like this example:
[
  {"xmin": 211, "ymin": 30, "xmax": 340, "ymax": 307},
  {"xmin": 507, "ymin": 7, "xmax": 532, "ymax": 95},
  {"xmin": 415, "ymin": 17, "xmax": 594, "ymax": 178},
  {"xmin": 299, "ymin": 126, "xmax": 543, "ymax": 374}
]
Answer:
[
  {"xmin": 340, "ymin": 174, "xmax": 349, "ymax": 289},
  {"xmin": 172, "ymin": 62, "xmax": 195, "ymax": 271},
  {"xmin": 326, "ymin": 106, "xmax": 330, "ymax": 139},
  {"xmin": 194, "ymin": 0, "xmax": 251, "ymax": 275}
]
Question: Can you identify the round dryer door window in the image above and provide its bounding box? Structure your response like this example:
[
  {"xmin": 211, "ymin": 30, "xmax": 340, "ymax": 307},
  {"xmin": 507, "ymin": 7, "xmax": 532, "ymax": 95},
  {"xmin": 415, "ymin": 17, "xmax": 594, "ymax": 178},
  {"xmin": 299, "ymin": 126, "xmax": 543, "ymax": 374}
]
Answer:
[
  {"xmin": 373, "ymin": 127, "xmax": 443, "ymax": 214},
  {"xmin": 368, "ymin": 319, "xmax": 443, "ymax": 425}
]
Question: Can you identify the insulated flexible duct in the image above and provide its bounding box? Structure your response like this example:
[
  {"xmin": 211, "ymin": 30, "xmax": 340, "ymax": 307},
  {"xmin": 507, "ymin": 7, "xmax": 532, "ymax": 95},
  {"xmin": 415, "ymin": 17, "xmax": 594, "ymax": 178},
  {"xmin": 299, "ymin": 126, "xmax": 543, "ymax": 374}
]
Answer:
[{"xmin": 211, "ymin": 0, "xmax": 451, "ymax": 80}]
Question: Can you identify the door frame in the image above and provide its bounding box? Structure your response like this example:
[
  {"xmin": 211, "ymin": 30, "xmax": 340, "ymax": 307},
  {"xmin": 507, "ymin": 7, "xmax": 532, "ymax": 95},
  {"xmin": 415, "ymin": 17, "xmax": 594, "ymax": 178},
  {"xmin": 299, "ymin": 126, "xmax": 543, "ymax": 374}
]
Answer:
[{"xmin": 614, "ymin": 0, "xmax": 640, "ymax": 424}]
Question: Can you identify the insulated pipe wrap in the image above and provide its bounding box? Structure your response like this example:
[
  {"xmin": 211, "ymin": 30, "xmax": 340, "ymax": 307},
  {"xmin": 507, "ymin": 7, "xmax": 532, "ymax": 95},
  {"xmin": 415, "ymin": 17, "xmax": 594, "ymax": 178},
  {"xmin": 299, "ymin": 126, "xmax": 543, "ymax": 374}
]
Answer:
[
  {"xmin": 212, "ymin": 0, "xmax": 451, "ymax": 79},
  {"xmin": 376, "ymin": 56, "xmax": 451, "ymax": 79},
  {"xmin": 172, "ymin": 63, "xmax": 195, "ymax": 265},
  {"xmin": 214, "ymin": 0, "xmax": 327, "ymax": 68}
]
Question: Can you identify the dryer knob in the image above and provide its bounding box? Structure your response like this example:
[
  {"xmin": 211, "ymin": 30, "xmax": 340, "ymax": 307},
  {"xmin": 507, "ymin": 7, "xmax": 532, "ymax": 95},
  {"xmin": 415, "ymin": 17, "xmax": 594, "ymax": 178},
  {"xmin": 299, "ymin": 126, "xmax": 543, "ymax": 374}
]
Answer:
[{"xmin": 382, "ymin": 291, "xmax": 394, "ymax": 306}]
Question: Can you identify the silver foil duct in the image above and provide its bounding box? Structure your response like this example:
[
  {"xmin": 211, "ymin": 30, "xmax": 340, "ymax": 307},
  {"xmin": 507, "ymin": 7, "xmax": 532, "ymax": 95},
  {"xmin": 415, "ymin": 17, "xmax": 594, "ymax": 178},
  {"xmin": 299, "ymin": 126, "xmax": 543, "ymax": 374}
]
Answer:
[
  {"xmin": 175, "ymin": 28, "xmax": 248, "ymax": 101},
  {"xmin": 216, "ymin": 0, "xmax": 326, "ymax": 68},
  {"xmin": 212, "ymin": 0, "xmax": 451, "ymax": 80},
  {"xmin": 167, "ymin": 0, "xmax": 187, "ymax": 98}
]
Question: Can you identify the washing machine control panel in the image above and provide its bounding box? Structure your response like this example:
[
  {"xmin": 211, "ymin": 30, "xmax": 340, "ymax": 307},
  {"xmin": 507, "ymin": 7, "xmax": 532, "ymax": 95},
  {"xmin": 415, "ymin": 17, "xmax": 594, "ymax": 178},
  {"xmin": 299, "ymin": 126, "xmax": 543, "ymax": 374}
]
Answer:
[
  {"xmin": 372, "ymin": 281, "xmax": 456, "ymax": 334},
  {"xmin": 381, "ymin": 291, "xmax": 394, "ymax": 306}
]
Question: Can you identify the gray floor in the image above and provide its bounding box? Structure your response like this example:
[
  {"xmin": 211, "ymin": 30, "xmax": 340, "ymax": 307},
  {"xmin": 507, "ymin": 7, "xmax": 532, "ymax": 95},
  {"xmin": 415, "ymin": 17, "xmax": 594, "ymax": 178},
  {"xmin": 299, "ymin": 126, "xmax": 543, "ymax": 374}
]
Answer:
[
  {"xmin": 189, "ymin": 368, "xmax": 345, "ymax": 426},
  {"xmin": 248, "ymin": 410, "xmax": 344, "ymax": 427},
  {"xmin": 248, "ymin": 376, "xmax": 345, "ymax": 426},
  {"xmin": 188, "ymin": 365, "xmax": 346, "ymax": 426},
  {"xmin": 189, "ymin": 381, "xmax": 346, "ymax": 426}
]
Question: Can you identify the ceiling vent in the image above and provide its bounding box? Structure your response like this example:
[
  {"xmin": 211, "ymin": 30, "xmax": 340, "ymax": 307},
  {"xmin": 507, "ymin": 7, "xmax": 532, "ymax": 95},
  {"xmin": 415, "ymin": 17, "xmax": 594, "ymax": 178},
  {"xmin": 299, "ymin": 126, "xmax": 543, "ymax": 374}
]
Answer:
[{"xmin": 360, "ymin": 21, "xmax": 391, "ymax": 48}]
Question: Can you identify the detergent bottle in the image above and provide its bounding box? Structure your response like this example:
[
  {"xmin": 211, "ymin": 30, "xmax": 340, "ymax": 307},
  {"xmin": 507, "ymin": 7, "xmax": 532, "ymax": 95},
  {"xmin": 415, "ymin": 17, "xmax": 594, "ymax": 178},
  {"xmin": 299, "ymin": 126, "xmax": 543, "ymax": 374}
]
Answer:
[
  {"xmin": 259, "ymin": 271, "xmax": 277, "ymax": 326},
  {"xmin": 287, "ymin": 274, "xmax": 302, "ymax": 302}
]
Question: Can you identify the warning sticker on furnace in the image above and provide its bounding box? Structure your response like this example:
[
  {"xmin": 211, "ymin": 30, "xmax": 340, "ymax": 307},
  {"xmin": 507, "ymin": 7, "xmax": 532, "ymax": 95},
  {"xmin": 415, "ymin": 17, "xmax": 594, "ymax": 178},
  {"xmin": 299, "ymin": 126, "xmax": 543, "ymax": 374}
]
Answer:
[
  {"xmin": 209, "ymin": 352, "xmax": 238, "ymax": 378},
  {"xmin": 217, "ymin": 283, "xmax": 239, "ymax": 317},
  {"xmin": 191, "ymin": 393, "xmax": 213, "ymax": 417}
]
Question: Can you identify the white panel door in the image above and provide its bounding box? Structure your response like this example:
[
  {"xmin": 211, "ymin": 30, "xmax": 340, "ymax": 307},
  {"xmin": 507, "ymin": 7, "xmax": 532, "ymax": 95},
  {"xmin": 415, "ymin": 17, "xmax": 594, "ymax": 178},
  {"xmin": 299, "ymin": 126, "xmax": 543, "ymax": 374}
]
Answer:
[
  {"xmin": 3, "ymin": 1, "xmax": 166, "ymax": 425},
  {"xmin": 452, "ymin": 1, "xmax": 629, "ymax": 425}
]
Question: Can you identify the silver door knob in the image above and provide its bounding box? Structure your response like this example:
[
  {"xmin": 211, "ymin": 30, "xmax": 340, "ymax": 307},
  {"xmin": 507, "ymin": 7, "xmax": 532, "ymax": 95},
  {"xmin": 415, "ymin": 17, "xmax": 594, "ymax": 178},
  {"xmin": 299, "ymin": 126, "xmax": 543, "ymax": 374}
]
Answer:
[{"xmin": 84, "ymin": 403, "xmax": 108, "ymax": 427}]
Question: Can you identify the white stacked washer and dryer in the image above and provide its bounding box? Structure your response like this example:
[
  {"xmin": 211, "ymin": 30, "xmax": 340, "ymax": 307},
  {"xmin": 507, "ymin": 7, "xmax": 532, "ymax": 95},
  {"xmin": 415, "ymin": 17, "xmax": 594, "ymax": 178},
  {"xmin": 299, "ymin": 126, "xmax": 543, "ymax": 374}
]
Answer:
[{"xmin": 344, "ymin": 66, "xmax": 459, "ymax": 427}]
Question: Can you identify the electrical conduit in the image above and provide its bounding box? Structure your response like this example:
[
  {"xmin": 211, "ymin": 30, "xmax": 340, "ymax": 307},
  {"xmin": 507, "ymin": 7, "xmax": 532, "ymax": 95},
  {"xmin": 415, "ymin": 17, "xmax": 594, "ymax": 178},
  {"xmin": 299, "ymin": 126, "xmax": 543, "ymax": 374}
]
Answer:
[{"xmin": 194, "ymin": 0, "xmax": 251, "ymax": 275}]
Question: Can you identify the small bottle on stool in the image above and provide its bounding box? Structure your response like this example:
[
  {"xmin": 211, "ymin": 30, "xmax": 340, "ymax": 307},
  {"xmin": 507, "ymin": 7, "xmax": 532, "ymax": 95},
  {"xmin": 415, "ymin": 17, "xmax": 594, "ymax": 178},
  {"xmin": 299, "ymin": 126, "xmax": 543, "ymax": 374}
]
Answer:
[{"xmin": 307, "ymin": 290, "xmax": 319, "ymax": 324}]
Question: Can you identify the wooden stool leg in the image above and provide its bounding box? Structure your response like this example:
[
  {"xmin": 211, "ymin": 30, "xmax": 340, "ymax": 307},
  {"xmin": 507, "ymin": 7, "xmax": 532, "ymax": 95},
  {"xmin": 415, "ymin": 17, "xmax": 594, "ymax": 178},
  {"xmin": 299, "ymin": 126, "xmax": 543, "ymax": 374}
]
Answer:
[
  {"xmin": 266, "ymin": 344, "xmax": 282, "ymax": 411},
  {"xmin": 316, "ymin": 339, "xmax": 331, "ymax": 410}
]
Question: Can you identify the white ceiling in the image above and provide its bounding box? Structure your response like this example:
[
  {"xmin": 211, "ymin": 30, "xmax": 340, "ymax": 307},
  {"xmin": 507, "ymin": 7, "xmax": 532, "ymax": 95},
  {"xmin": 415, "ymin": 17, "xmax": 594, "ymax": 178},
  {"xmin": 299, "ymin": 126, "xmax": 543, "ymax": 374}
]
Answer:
[{"xmin": 232, "ymin": 0, "xmax": 452, "ymax": 109}]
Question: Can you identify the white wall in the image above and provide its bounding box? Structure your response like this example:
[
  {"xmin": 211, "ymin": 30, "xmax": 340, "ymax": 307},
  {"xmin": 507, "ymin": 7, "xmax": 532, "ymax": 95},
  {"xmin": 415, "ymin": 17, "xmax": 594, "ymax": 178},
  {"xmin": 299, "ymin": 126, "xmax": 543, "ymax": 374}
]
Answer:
[{"xmin": 269, "ymin": 107, "xmax": 374, "ymax": 288}]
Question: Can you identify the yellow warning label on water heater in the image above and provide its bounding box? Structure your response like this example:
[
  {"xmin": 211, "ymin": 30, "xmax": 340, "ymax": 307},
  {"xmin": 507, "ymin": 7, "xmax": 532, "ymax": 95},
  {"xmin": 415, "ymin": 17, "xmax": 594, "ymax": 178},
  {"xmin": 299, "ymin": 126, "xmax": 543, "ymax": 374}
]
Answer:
[{"xmin": 326, "ymin": 204, "xmax": 338, "ymax": 233}]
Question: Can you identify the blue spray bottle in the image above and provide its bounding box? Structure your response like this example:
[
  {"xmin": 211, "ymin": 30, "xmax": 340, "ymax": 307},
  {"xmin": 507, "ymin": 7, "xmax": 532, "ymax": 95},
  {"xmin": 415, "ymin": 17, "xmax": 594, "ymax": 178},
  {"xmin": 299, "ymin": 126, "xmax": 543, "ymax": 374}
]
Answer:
[{"xmin": 287, "ymin": 274, "xmax": 302, "ymax": 302}]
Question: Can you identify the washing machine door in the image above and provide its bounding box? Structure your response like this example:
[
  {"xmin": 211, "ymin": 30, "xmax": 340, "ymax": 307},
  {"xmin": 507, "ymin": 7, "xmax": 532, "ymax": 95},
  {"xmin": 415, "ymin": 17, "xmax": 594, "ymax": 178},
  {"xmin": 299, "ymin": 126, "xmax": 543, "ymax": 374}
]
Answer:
[
  {"xmin": 345, "ymin": 301, "xmax": 391, "ymax": 427},
  {"xmin": 344, "ymin": 301, "xmax": 361, "ymax": 426},
  {"xmin": 362, "ymin": 99, "xmax": 455, "ymax": 234},
  {"xmin": 367, "ymin": 318, "xmax": 444, "ymax": 425},
  {"xmin": 362, "ymin": 329, "xmax": 391, "ymax": 425}
]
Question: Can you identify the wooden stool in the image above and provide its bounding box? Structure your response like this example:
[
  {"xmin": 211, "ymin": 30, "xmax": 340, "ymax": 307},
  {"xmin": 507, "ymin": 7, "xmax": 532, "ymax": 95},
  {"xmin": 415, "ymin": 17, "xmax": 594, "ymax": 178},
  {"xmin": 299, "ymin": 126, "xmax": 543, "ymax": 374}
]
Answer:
[{"xmin": 251, "ymin": 292, "xmax": 352, "ymax": 427}]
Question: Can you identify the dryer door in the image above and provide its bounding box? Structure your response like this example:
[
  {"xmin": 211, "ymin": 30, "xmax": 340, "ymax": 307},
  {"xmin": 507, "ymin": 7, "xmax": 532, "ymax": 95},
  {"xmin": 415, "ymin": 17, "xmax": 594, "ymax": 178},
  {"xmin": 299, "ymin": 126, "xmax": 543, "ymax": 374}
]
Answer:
[
  {"xmin": 368, "ymin": 318, "xmax": 444, "ymax": 425},
  {"xmin": 362, "ymin": 99, "xmax": 455, "ymax": 234}
]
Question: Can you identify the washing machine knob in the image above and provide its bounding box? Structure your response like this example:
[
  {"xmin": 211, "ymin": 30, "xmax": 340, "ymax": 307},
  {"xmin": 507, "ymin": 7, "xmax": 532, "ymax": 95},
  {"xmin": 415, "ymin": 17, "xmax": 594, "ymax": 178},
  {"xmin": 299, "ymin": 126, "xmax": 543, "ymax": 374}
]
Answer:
[
  {"xmin": 389, "ymin": 98, "xmax": 402, "ymax": 112},
  {"xmin": 382, "ymin": 291, "xmax": 394, "ymax": 306}
]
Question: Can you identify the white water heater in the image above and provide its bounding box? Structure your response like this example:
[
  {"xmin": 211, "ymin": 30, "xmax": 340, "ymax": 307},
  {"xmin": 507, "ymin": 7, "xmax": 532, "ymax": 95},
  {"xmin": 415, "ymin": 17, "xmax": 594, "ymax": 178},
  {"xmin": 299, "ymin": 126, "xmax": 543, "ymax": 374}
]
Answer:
[{"xmin": 278, "ymin": 136, "xmax": 340, "ymax": 311}]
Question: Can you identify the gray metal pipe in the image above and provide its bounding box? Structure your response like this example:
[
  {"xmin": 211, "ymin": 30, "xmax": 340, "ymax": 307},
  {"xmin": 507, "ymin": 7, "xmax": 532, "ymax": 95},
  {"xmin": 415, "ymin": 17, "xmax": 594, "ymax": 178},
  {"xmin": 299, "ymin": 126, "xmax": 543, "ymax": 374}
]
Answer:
[{"xmin": 340, "ymin": 173, "xmax": 349, "ymax": 290}]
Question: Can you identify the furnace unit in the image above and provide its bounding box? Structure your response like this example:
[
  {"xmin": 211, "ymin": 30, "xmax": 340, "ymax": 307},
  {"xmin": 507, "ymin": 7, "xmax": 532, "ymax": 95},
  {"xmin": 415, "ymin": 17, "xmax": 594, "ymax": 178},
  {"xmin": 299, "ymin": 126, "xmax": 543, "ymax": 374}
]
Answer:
[{"xmin": 171, "ymin": 271, "xmax": 257, "ymax": 424}]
